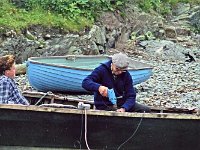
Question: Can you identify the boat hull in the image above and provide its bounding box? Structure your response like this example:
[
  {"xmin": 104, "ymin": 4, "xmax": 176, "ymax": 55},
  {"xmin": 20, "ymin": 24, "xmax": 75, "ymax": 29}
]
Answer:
[
  {"xmin": 0, "ymin": 105, "xmax": 199, "ymax": 150},
  {"xmin": 27, "ymin": 55, "xmax": 153, "ymax": 93}
]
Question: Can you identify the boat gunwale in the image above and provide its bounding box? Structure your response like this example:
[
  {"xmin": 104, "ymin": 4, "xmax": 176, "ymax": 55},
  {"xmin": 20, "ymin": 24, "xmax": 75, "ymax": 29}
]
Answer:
[
  {"xmin": 0, "ymin": 104, "xmax": 199, "ymax": 120},
  {"xmin": 27, "ymin": 55, "xmax": 153, "ymax": 71}
]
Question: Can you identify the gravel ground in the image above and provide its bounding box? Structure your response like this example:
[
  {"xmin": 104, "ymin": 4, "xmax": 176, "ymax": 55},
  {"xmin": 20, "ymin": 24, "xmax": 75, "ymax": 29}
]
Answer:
[
  {"xmin": 16, "ymin": 56, "xmax": 200, "ymax": 110},
  {"xmin": 135, "ymin": 58, "xmax": 199, "ymax": 110}
]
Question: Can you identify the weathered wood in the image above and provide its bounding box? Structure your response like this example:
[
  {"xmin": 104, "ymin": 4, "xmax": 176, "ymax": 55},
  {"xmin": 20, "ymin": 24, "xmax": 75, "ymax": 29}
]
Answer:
[
  {"xmin": 22, "ymin": 91, "xmax": 94, "ymax": 105},
  {"xmin": 149, "ymin": 106, "xmax": 197, "ymax": 114},
  {"xmin": 0, "ymin": 104, "xmax": 199, "ymax": 120},
  {"xmin": 16, "ymin": 63, "xmax": 26, "ymax": 75},
  {"xmin": 0, "ymin": 104, "xmax": 199, "ymax": 149},
  {"xmin": 22, "ymin": 91, "xmax": 198, "ymax": 114}
]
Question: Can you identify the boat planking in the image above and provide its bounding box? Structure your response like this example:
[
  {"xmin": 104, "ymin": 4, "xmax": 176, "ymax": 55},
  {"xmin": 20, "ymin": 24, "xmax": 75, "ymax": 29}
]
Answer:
[
  {"xmin": 27, "ymin": 55, "xmax": 153, "ymax": 93},
  {"xmin": 0, "ymin": 104, "xmax": 199, "ymax": 150},
  {"xmin": 22, "ymin": 90, "xmax": 198, "ymax": 114}
]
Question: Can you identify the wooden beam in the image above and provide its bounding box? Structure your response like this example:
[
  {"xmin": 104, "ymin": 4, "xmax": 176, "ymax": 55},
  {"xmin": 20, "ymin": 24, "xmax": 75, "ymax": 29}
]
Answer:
[
  {"xmin": 22, "ymin": 91, "xmax": 198, "ymax": 114},
  {"xmin": 22, "ymin": 91, "xmax": 94, "ymax": 105}
]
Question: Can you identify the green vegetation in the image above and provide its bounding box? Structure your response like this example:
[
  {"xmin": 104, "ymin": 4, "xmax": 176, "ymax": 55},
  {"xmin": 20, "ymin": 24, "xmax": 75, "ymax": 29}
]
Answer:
[
  {"xmin": 23, "ymin": 0, "xmax": 123, "ymax": 20},
  {"xmin": 0, "ymin": 0, "xmax": 126, "ymax": 32},
  {"xmin": 0, "ymin": 0, "xmax": 95, "ymax": 32},
  {"xmin": 0, "ymin": 0, "xmax": 199, "ymax": 32},
  {"xmin": 139, "ymin": 0, "xmax": 200, "ymax": 15}
]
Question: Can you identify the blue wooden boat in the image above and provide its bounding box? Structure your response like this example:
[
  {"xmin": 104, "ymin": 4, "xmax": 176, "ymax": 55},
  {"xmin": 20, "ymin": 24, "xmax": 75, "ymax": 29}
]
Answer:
[{"xmin": 27, "ymin": 55, "xmax": 153, "ymax": 93}]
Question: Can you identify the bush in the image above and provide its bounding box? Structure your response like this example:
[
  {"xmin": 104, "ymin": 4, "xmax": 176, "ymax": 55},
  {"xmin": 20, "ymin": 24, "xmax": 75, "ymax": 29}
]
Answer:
[
  {"xmin": 21, "ymin": 0, "xmax": 127, "ymax": 21},
  {"xmin": 138, "ymin": 0, "xmax": 200, "ymax": 15}
]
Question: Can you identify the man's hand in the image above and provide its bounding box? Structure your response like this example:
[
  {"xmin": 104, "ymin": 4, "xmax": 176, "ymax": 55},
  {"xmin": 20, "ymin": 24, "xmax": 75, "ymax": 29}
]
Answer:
[
  {"xmin": 116, "ymin": 108, "xmax": 126, "ymax": 112},
  {"xmin": 98, "ymin": 86, "xmax": 108, "ymax": 97}
]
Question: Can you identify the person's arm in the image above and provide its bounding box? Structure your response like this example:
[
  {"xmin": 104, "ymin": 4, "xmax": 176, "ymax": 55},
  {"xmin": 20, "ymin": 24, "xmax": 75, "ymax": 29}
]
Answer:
[
  {"xmin": 0, "ymin": 80, "xmax": 10, "ymax": 103},
  {"xmin": 120, "ymin": 73, "xmax": 136, "ymax": 111},
  {"xmin": 82, "ymin": 67, "xmax": 104, "ymax": 92},
  {"xmin": 9, "ymin": 79, "xmax": 29, "ymax": 105}
]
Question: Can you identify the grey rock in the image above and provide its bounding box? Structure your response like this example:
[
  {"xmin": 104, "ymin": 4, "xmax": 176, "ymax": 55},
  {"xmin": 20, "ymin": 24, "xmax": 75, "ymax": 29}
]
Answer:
[{"xmin": 190, "ymin": 10, "xmax": 200, "ymax": 31}]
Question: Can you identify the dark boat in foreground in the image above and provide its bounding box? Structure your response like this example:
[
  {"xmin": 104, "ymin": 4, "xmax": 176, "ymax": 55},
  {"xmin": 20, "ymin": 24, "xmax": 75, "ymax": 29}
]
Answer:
[{"xmin": 0, "ymin": 101, "xmax": 199, "ymax": 150}]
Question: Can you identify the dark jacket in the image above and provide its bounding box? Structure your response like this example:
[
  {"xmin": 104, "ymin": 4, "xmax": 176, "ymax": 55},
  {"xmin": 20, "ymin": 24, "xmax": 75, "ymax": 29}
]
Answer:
[{"xmin": 82, "ymin": 60, "xmax": 136, "ymax": 111}]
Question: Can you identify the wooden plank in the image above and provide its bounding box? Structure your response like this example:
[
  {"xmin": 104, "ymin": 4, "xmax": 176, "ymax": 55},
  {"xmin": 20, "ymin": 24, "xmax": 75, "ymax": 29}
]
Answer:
[
  {"xmin": 22, "ymin": 91, "xmax": 94, "ymax": 105},
  {"xmin": 0, "ymin": 104, "xmax": 199, "ymax": 120},
  {"xmin": 23, "ymin": 91, "xmax": 198, "ymax": 114}
]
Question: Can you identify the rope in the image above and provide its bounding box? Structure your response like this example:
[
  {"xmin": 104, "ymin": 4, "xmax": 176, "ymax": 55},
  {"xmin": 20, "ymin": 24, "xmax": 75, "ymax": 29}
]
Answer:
[
  {"xmin": 117, "ymin": 111, "xmax": 145, "ymax": 150},
  {"xmin": 74, "ymin": 110, "xmax": 84, "ymax": 149},
  {"xmin": 79, "ymin": 110, "xmax": 84, "ymax": 149},
  {"xmin": 35, "ymin": 91, "xmax": 52, "ymax": 105},
  {"xmin": 84, "ymin": 109, "xmax": 91, "ymax": 150}
]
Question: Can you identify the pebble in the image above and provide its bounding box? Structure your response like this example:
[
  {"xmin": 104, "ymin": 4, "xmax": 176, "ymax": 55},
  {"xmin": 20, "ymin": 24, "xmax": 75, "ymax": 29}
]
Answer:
[{"xmin": 135, "ymin": 57, "xmax": 199, "ymax": 109}]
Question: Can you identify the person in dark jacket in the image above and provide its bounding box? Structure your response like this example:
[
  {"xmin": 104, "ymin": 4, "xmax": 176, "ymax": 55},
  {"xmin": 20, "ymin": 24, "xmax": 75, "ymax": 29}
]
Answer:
[{"xmin": 82, "ymin": 53, "xmax": 150, "ymax": 112}]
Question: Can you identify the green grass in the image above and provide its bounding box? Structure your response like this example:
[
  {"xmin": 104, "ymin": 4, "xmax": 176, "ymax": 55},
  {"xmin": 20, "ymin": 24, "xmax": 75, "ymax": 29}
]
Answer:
[
  {"xmin": 0, "ymin": 0, "xmax": 93, "ymax": 32},
  {"xmin": 0, "ymin": 0, "xmax": 199, "ymax": 33}
]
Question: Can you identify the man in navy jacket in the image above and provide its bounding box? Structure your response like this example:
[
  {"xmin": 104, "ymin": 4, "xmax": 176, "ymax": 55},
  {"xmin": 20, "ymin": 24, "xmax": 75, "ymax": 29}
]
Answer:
[{"xmin": 82, "ymin": 53, "xmax": 150, "ymax": 112}]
